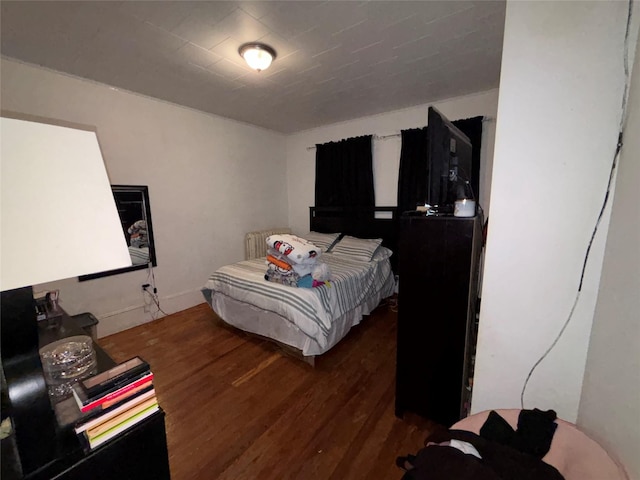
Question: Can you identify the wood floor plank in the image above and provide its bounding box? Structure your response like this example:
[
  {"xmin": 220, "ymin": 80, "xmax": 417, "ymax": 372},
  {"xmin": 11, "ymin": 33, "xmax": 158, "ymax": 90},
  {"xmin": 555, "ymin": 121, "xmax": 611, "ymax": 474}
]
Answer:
[{"xmin": 97, "ymin": 300, "xmax": 441, "ymax": 480}]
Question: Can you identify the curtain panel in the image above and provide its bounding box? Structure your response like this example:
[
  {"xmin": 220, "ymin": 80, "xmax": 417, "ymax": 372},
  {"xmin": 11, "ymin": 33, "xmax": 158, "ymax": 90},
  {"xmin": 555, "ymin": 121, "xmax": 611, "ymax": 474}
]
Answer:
[
  {"xmin": 314, "ymin": 135, "xmax": 374, "ymax": 208},
  {"xmin": 452, "ymin": 116, "xmax": 483, "ymax": 202},
  {"xmin": 397, "ymin": 127, "xmax": 429, "ymax": 215},
  {"xmin": 396, "ymin": 116, "xmax": 483, "ymax": 213}
]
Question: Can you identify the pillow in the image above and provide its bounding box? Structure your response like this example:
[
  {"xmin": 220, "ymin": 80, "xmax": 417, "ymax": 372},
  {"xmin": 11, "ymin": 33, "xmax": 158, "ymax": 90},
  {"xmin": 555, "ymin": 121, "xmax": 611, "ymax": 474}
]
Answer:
[
  {"xmin": 301, "ymin": 231, "xmax": 341, "ymax": 253},
  {"xmin": 372, "ymin": 245, "xmax": 393, "ymax": 261},
  {"xmin": 331, "ymin": 235, "xmax": 383, "ymax": 262}
]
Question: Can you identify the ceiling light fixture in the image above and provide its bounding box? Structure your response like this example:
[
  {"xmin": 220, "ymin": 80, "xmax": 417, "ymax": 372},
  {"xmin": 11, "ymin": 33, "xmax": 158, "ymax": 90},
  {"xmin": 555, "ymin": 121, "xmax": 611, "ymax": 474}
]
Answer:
[{"xmin": 239, "ymin": 43, "xmax": 277, "ymax": 72}]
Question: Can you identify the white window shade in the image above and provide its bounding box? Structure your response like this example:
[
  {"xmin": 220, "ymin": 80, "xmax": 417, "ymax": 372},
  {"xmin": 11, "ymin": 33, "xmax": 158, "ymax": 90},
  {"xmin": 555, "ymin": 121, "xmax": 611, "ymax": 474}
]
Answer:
[{"xmin": 1, "ymin": 116, "xmax": 132, "ymax": 290}]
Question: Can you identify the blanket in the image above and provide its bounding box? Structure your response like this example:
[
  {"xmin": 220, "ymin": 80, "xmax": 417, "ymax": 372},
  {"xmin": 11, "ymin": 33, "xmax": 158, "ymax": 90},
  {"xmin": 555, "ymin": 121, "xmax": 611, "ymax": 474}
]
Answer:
[
  {"xmin": 400, "ymin": 430, "xmax": 564, "ymax": 480},
  {"xmin": 398, "ymin": 409, "xmax": 564, "ymax": 480},
  {"xmin": 266, "ymin": 234, "xmax": 321, "ymax": 265},
  {"xmin": 264, "ymin": 263, "xmax": 299, "ymax": 287}
]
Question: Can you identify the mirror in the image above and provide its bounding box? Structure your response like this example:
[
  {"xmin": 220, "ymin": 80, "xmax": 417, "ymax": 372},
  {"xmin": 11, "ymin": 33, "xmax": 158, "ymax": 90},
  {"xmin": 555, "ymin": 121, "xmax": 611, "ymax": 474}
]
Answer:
[{"xmin": 79, "ymin": 185, "xmax": 157, "ymax": 281}]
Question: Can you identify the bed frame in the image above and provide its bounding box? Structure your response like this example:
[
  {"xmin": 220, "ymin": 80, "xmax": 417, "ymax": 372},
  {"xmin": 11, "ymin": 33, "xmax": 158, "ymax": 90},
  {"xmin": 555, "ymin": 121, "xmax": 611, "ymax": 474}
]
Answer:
[
  {"xmin": 309, "ymin": 206, "xmax": 399, "ymax": 273},
  {"xmin": 211, "ymin": 311, "xmax": 319, "ymax": 367}
]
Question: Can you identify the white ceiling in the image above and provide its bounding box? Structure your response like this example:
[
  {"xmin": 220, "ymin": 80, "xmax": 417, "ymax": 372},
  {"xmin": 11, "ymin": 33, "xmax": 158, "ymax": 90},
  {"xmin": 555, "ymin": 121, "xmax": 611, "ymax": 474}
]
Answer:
[{"xmin": 0, "ymin": 1, "xmax": 505, "ymax": 133}]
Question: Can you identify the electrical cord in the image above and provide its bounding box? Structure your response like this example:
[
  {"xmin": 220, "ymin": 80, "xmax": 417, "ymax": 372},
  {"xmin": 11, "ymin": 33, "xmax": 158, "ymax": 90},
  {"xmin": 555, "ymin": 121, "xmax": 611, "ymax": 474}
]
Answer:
[
  {"xmin": 141, "ymin": 277, "xmax": 156, "ymax": 319},
  {"xmin": 149, "ymin": 263, "xmax": 170, "ymax": 317},
  {"xmin": 143, "ymin": 287, "xmax": 170, "ymax": 319},
  {"xmin": 143, "ymin": 262, "xmax": 170, "ymax": 319},
  {"xmin": 520, "ymin": 0, "xmax": 633, "ymax": 409}
]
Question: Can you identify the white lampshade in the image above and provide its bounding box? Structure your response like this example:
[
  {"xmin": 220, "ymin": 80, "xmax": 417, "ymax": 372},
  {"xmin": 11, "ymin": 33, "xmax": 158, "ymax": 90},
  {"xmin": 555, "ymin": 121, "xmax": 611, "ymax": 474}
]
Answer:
[
  {"xmin": 1, "ymin": 115, "xmax": 132, "ymax": 291},
  {"xmin": 239, "ymin": 43, "xmax": 277, "ymax": 72}
]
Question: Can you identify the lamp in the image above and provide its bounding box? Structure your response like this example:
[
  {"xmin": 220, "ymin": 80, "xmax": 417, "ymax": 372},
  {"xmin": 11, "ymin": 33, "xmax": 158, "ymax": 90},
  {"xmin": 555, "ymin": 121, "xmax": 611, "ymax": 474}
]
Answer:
[
  {"xmin": 0, "ymin": 113, "xmax": 132, "ymax": 475},
  {"xmin": 239, "ymin": 42, "xmax": 277, "ymax": 72}
]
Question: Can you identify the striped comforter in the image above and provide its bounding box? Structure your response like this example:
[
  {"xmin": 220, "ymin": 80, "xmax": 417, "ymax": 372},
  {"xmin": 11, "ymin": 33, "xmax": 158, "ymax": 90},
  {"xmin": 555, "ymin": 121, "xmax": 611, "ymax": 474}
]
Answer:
[{"xmin": 202, "ymin": 253, "xmax": 394, "ymax": 348}]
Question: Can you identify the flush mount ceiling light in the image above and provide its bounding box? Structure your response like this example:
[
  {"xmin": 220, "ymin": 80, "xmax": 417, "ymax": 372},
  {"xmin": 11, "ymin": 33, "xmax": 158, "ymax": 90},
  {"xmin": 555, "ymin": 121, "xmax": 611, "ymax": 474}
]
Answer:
[{"xmin": 239, "ymin": 43, "xmax": 277, "ymax": 72}]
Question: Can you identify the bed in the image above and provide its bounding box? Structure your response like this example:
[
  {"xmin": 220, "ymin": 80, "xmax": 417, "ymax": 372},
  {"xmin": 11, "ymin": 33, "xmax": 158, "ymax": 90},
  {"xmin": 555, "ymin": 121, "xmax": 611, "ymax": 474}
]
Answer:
[
  {"xmin": 129, "ymin": 246, "xmax": 149, "ymax": 265},
  {"xmin": 201, "ymin": 207, "xmax": 398, "ymax": 365}
]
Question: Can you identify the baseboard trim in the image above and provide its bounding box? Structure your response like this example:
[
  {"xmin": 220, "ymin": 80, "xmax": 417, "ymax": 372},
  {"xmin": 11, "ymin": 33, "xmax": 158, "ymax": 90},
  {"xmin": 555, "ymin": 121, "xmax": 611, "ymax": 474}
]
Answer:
[{"xmin": 96, "ymin": 289, "xmax": 205, "ymax": 338}]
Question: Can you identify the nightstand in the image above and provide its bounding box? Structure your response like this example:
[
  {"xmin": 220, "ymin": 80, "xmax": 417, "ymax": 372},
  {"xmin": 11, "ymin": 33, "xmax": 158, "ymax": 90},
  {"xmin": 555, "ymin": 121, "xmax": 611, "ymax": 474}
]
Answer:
[{"xmin": 11, "ymin": 312, "xmax": 171, "ymax": 480}]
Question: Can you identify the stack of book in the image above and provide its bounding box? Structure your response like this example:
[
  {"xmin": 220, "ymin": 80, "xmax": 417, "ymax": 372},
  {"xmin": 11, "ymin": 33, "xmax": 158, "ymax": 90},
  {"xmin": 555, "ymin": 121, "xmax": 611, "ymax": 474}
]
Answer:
[{"xmin": 71, "ymin": 356, "xmax": 159, "ymax": 450}]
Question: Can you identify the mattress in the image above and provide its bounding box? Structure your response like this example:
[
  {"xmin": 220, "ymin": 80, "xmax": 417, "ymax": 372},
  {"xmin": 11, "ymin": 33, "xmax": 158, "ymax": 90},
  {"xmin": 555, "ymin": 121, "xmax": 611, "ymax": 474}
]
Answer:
[{"xmin": 201, "ymin": 252, "xmax": 395, "ymax": 356}]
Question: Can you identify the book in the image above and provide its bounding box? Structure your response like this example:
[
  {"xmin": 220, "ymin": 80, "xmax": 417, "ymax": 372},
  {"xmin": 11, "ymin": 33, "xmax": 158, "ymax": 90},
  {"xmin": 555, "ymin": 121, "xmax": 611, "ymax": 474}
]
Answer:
[
  {"xmin": 87, "ymin": 403, "xmax": 160, "ymax": 450},
  {"xmin": 86, "ymin": 396, "xmax": 158, "ymax": 438},
  {"xmin": 74, "ymin": 388, "xmax": 157, "ymax": 434},
  {"xmin": 73, "ymin": 383, "xmax": 155, "ymax": 426},
  {"xmin": 72, "ymin": 372, "xmax": 154, "ymax": 413},
  {"xmin": 74, "ymin": 367, "xmax": 152, "ymax": 405},
  {"xmin": 81, "ymin": 356, "xmax": 150, "ymax": 398}
]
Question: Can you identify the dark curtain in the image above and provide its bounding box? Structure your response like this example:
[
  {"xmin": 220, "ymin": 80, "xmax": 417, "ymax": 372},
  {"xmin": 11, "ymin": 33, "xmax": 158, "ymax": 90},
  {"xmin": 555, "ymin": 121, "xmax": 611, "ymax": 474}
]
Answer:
[
  {"xmin": 396, "ymin": 116, "xmax": 483, "ymax": 213},
  {"xmin": 452, "ymin": 116, "xmax": 483, "ymax": 202},
  {"xmin": 397, "ymin": 127, "xmax": 429, "ymax": 215},
  {"xmin": 315, "ymin": 135, "xmax": 374, "ymax": 208}
]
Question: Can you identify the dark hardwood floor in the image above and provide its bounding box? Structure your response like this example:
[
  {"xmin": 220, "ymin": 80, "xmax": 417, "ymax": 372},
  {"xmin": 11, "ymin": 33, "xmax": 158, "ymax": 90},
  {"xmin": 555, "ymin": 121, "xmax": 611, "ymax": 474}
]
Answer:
[{"xmin": 97, "ymin": 299, "xmax": 443, "ymax": 480}]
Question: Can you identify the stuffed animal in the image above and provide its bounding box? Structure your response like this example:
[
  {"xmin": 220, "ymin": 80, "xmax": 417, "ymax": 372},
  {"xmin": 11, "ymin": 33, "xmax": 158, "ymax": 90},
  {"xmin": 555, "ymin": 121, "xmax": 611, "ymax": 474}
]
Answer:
[{"xmin": 311, "ymin": 262, "xmax": 332, "ymax": 287}]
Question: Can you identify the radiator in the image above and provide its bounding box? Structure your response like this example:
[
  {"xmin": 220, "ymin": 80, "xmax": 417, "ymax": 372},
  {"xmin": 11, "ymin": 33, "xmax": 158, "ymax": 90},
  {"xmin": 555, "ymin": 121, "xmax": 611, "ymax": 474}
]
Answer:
[{"xmin": 245, "ymin": 228, "xmax": 291, "ymax": 260}]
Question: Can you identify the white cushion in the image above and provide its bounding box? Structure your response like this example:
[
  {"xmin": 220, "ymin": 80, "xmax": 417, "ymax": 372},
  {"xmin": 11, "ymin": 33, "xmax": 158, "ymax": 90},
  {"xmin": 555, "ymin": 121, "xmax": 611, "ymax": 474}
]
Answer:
[
  {"xmin": 331, "ymin": 235, "xmax": 383, "ymax": 262},
  {"xmin": 301, "ymin": 231, "xmax": 341, "ymax": 252}
]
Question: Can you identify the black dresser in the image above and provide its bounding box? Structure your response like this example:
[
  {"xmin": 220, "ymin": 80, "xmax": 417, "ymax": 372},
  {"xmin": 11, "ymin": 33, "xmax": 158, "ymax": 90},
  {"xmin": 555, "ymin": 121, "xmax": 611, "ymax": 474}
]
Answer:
[
  {"xmin": 2, "ymin": 312, "xmax": 171, "ymax": 480},
  {"xmin": 395, "ymin": 211, "xmax": 484, "ymax": 427}
]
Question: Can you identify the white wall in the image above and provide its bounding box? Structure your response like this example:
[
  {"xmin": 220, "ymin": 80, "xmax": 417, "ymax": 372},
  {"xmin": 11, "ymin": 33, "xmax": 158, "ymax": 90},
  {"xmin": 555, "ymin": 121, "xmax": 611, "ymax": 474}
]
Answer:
[
  {"xmin": 0, "ymin": 58, "xmax": 288, "ymax": 337},
  {"xmin": 285, "ymin": 90, "xmax": 499, "ymax": 235},
  {"xmin": 577, "ymin": 31, "xmax": 640, "ymax": 480},
  {"xmin": 472, "ymin": 1, "xmax": 639, "ymax": 422},
  {"xmin": 0, "ymin": 57, "xmax": 497, "ymax": 337}
]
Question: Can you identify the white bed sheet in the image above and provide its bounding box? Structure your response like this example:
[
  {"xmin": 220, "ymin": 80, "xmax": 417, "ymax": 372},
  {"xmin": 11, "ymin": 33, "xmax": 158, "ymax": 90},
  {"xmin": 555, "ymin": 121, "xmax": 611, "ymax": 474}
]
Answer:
[{"xmin": 202, "ymin": 252, "xmax": 395, "ymax": 356}]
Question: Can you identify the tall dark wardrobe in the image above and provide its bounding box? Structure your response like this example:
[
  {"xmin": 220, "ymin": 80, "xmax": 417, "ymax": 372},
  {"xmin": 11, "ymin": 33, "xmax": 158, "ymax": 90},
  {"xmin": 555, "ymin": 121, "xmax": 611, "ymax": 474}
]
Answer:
[{"xmin": 395, "ymin": 211, "xmax": 484, "ymax": 427}]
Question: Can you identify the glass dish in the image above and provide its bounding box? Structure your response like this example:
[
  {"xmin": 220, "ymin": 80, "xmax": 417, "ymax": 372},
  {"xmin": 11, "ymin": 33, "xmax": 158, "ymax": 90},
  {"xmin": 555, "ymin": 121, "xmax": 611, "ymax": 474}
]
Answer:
[{"xmin": 39, "ymin": 335, "xmax": 97, "ymax": 399}]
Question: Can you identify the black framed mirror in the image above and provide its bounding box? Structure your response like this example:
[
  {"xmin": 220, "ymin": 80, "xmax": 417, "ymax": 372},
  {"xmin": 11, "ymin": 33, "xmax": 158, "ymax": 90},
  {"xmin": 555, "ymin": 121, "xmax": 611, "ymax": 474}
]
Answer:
[{"xmin": 79, "ymin": 185, "xmax": 157, "ymax": 281}]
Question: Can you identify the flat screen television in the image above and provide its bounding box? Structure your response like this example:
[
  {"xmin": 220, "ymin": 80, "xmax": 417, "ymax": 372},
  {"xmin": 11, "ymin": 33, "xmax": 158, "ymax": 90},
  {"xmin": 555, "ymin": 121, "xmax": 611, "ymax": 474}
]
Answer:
[{"xmin": 426, "ymin": 106, "xmax": 473, "ymax": 213}]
